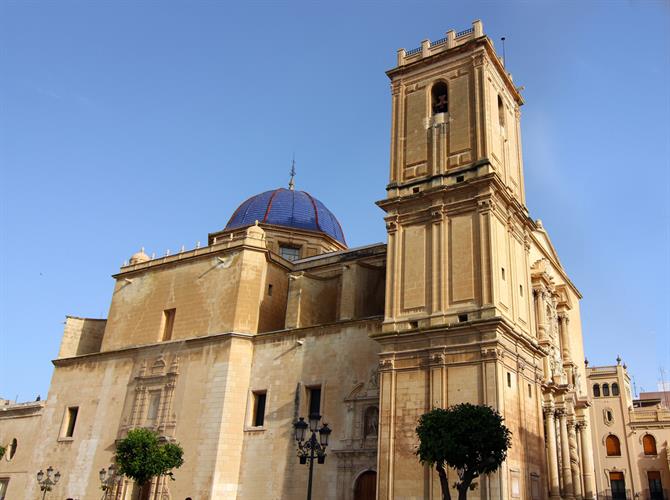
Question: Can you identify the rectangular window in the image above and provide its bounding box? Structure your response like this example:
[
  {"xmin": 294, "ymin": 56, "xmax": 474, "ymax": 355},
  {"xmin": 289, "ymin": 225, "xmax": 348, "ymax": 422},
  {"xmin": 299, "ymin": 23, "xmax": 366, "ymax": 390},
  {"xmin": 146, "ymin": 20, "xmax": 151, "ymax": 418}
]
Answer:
[
  {"xmin": 501, "ymin": 267, "xmax": 506, "ymax": 280},
  {"xmin": 609, "ymin": 472, "xmax": 626, "ymax": 500},
  {"xmin": 62, "ymin": 406, "xmax": 79, "ymax": 438},
  {"xmin": 162, "ymin": 308, "xmax": 176, "ymax": 341},
  {"xmin": 507, "ymin": 372, "xmax": 512, "ymax": 388},
  {"xmin": 519, "ymin": 285, "xmax": 524, "ymax": 296},
  {"xmin": 308, "ymin": 386, "xmax": 322, "ymax": 418},
  {"xmin": 146, "ymin": 390, "xmax": 161, "ymax": 425},
  {"xmin": 279, "ymin": 245, "xmax": 300, "ymax": 261},
  {"xmin": 648, "ymin": 471, "xmax": 662, "ymax": 495},
  {"xmin": 268, "ymin": 284, "xmax": 273, "ymax": 296},
  {"xmin": 252, "ymin": 392, "xmax": 267, "ymax": 427},
  {"xmin": 0, "ymin": 478, "xmax": 9, "ymax": 500},
  {"xmin": 528, "ymin": 384, "xmax": 532, "ymax": 398}
]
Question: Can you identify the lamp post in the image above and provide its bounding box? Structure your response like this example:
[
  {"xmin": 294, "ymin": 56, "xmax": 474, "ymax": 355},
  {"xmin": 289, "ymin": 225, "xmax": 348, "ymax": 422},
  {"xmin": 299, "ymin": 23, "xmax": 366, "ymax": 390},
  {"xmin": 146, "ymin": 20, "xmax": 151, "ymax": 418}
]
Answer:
[
  {"xmin": 293, "ymin": 413, "xmax": 332, "ymax": 500},
  {"xmin": 99, "ymin": 464, "xmax": 117, "ymax": 499},
  {"xmin": 36, "ymin": 466, "xmax": 61, "ymax": 500}
]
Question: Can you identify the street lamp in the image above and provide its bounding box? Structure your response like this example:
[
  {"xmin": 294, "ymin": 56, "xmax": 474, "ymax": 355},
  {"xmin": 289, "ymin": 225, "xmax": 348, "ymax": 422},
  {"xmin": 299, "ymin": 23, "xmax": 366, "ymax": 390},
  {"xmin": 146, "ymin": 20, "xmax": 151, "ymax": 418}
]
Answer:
[
  {"xmin": 36, "ymin": 466, "xmax": 61, "ymax": 500},
  {"xmin": 293, "ymin": 413, "xmax": 332, "ymax": 500},
  {"xmin": 99, "ymin": 463, "xmax": 117, "ymax": 499}
]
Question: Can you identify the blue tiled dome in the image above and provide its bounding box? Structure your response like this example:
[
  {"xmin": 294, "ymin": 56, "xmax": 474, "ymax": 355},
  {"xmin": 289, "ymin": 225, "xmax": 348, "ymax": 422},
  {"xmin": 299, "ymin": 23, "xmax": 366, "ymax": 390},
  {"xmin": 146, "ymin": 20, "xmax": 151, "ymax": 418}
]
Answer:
[{"xmin": 225, "ymin": 188, "xmax": 346, "ymax": 246}]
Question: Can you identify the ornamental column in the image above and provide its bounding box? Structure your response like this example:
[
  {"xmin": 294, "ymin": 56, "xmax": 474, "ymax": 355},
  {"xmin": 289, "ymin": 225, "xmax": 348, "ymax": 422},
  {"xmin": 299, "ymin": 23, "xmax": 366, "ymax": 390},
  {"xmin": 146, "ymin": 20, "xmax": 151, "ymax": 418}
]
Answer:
[
  {"xmin": 558, "ymin": 410, "xmax": 574, "ymax": 499},
  {"xmin": 579, "ymin": 420, "xmax": 596, "ymax": 499},
  {"xmin": 533, "ymin": 288, "xmax": 547, "ymax": 339},
  {"xmin": 558, "ymin": 313, "xmax": 571, "ymax": 361},
  {"xmin": 568, "ymin": 419, "xmax": 583, "ymax": 500},
  {"xmin": 544, "ymin": 407, "xmax": 561, "ymax": 500}
]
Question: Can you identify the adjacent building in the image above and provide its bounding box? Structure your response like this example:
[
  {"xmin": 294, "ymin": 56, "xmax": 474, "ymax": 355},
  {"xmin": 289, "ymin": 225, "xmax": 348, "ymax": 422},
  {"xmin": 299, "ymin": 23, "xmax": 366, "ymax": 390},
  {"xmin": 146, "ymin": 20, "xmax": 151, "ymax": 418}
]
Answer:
[{"xmin": 588, "ymin": 362, "xmax": 670, "ymax": 499}]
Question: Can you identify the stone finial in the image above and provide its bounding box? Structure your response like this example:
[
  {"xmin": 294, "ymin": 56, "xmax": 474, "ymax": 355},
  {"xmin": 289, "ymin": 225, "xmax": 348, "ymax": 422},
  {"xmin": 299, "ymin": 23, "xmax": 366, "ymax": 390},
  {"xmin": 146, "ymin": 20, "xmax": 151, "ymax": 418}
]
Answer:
[
  {"xmin": 129, "ymin": 247, "xmax": 150, "ymax": 265},
  {"xmin": 397, "ymin": 48, "xmax": 406, "ymax": 67},
  {"xmin": 616, "ymin": 355, "xmax": 622, "ymax": 365},
  {"xmin": 473, "ymin": 19, "xmax": 484, "ymax": 38},
  {"xmin": 584, "ymin": 358, "xmax": 589, "ymax": 367},
  {"xmin": 421, "ymin": 39, "xmax": 430, "ymax": 57}
]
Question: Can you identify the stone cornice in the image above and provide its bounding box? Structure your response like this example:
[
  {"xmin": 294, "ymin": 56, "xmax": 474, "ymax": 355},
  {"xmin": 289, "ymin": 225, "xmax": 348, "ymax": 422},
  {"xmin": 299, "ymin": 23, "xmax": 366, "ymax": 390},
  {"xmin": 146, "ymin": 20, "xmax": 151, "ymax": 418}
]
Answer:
[{"xmin": 53, "ymin": 317, "xmax": 384, "ymax": 367}]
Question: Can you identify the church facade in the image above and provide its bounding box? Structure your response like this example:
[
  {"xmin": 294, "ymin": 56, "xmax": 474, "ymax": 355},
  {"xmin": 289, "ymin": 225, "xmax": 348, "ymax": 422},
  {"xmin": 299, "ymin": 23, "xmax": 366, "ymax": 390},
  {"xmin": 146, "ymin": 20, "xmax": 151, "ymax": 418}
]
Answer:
[{"xmin": 1, "ymin": 20, "xmax": 599, "ymax": 500}]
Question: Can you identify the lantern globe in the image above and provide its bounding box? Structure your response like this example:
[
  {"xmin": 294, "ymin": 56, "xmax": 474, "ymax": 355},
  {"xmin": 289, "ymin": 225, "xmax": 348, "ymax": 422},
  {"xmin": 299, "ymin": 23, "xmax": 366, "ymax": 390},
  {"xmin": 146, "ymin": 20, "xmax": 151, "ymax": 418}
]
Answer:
[
  {"xmin": 293, "ymin": 417, "xmax": 308, "ymax": 442},
  {"xmin": 319, "ymin": 423, "xmax": 332, "ymax": 447},
  {"xmin": 309, "ymin": 413, "xmax": 321, "ymax": 432}
]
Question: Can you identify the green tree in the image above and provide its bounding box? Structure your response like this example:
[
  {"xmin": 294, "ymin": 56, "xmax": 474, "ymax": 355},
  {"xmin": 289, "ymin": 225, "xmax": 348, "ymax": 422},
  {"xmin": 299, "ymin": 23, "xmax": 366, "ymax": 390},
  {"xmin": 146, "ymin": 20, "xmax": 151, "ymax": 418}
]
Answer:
[
  {"xmin": 115, "ymin": 428, "xmax": 184, "ymax": 497},
  {"xmin": 416, "ymin": 403, "xmax": 511, "ymax": 500}
]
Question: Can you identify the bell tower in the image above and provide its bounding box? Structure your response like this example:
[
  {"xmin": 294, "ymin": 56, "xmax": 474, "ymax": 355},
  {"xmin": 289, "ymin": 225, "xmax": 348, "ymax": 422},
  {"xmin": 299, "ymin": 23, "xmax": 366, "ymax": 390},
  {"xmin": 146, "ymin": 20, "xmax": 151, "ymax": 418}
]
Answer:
[
  {"xmin": 375, "ymin": 21, "xmax": 547, "ymax": 500},
  {"xmin": 378, "ymin": 19, "xmax": 528, "ymax": 333}
]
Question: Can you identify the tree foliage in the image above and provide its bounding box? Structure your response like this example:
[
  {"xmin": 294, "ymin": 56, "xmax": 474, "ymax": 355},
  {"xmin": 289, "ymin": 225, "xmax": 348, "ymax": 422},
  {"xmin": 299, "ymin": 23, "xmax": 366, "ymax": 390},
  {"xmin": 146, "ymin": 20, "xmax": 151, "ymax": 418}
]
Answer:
[
  {"xmin": 416, "ymin": 403, "xmax": 512, "ymax": 500},
  {"xmin": 115, "ymin": 428, "xmax": 184, "ymax": 486}
]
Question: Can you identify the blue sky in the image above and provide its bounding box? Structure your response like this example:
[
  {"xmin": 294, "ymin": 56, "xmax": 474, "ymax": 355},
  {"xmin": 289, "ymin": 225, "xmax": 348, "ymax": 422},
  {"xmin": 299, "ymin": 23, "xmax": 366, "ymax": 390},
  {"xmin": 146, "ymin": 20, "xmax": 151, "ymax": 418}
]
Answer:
[{"xmin": 1, "ymin": 1, "xmax": 668, "ymax": 400}]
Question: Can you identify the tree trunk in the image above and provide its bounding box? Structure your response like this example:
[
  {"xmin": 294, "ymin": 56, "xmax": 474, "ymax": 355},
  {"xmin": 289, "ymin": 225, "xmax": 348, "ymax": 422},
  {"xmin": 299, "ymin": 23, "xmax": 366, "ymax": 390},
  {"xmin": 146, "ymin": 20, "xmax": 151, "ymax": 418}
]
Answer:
[
  {"xmin": 435, "ymin": 463, "xmax": 451, "ymax": 500},
  {"xmin": 458, "ymin": 483, "xmax": 470, "ymax": 500}
]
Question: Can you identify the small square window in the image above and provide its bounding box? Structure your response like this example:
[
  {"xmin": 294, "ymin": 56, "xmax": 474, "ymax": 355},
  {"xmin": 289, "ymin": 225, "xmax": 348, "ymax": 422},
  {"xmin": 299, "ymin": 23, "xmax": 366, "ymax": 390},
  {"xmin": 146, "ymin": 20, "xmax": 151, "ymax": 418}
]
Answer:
[
  {"xmin": 62, "ymin": 406, "xmax": 79, "ymax": 438},
  {"xmin": 458, "ymin": 314, "xmax": 468, "ymax": 323},
  {"xmin": 280, "ymin": 245, "xmax": 300, "ymax": 261},
  {"xmin": 456, "ymin": 175, "xmax": 465, "ymax": 183},
  {"xmin": 252, "ymin": 392, "xmax": 267, "ymax": 427}
]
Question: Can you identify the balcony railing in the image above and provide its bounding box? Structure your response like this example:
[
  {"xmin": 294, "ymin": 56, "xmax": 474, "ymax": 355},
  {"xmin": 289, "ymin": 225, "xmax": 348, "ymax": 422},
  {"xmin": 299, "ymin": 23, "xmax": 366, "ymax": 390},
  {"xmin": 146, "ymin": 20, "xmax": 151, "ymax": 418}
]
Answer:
[{"xmin": 597, "ymin": 489, "xmax": 669, "ymax": 500}]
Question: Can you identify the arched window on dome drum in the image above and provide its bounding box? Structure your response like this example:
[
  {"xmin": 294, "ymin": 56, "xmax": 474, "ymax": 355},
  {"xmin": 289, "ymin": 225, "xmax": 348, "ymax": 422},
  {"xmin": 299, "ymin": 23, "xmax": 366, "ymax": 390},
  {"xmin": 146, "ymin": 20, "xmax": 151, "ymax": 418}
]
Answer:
[
  {"xmin": 611, "ymin": 383, "xmax": 620, "ymax": 396},
  {"xmin": 602, "ymin": 383, "xmax": 610, "ymax": 397},
  {"xmin": 431, "ymin": 82, "xmax": 449, "ymax": 115},
  {"xmin": 643, "ymin": 434, "xmax": 657, "ymax": 455},
  {"xmin": 606, "ymin": 435, "xmax": 621, "ymax": 456},
  {"xmin": 593, "ymin": 384, "xmax": 600, "ymax": 397}
]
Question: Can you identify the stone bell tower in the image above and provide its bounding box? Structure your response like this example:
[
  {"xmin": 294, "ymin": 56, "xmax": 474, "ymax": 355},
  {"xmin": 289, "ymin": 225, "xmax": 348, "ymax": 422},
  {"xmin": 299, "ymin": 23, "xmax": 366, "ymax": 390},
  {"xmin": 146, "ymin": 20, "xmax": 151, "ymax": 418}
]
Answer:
[{"xmin": 374, "ymin": 21, "xmax": 548, "ymax": 500}]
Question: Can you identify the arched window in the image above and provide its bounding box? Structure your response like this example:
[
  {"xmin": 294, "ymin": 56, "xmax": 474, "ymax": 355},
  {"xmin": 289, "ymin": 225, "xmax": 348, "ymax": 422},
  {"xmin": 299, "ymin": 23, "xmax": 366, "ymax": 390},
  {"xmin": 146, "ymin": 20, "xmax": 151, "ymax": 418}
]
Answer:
[
  {"xmin": 606, "ymin": 435, "xmax": 621, "ymax": 456},
  {"xmin": 603, "ymin": 383, "xmax": 610, "ymax": 397},
  {"xmin": 611, "ymin": 383, "xmax": 620, "ymax": 396},
  {"xmin": 498, "ymin": 95, "xmax": 505, "ymax": 127},
  {"xmin": 431, "ymin": 82, "xmax": 448, "ymax": 115},
  {"xmin": 593, "ymin": 384, "xmax": 601, "ymax": 397},
  {"xmin": 643, "ymin": 434, "xmax": 657, "ymax": 455}
]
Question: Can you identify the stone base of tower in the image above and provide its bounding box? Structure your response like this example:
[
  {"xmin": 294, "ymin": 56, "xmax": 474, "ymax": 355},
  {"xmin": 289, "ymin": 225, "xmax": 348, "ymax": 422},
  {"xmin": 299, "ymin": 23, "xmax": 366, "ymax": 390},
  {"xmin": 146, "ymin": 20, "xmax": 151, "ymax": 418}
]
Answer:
[{"xmin": 373, "ymin": 317, "xmax": 549, "ymax": 500}]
